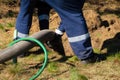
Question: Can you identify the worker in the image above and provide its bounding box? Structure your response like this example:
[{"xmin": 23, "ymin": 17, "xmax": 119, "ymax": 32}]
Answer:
[
  {"xmin": 14, "ymin": 0, "xmax": 52, "ymax": 57},
  {"xmin": 15, "ymin": 0, "xmax": 51, "ymax": 37},
  {"xmin": 15, "ymin": 0, "xmax": 106, "ymax": 64},
  {"xmin": 14, "ymin": 0, "xmax": 65, "ymax": 57},
  {"xmin": 44, "ymin": 0, "xmax": 106, "ymax": 64}
]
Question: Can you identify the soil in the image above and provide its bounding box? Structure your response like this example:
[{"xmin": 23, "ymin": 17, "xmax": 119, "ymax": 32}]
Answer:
[{"xmin": 0, "ymin": 0, "xmax": 120, "ymax": 80}]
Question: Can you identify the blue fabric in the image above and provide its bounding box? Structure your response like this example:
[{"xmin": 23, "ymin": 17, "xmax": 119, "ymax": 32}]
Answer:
[
  {"xmin": 45, "ymin": 0, "xmax": 93, "ymax": 59},
  {"xmin": 16, "ymin": 0, "xmax": 93, "ymax": 60},
  {"xmin": 70, "ymin": 37, "xmax": 93, "ymax": 59},
  {"xmin": 16, "ymin": 0, "xmax": 51, "ymax": 34}
]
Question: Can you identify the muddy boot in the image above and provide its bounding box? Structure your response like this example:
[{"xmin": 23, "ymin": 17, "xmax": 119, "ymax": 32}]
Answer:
[{"xmin": 81, "ymin": 53, "xmax": 106, "ymax": 64}]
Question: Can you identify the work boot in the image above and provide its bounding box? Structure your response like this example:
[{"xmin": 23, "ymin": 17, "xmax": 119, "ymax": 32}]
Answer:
[
  {"xmin": 81, "ymin": 53, "xmax": 106, "ymax": 64},
  {"xmin": 46, "ymin": 33, "xmax": 65, "ymax": 56}
]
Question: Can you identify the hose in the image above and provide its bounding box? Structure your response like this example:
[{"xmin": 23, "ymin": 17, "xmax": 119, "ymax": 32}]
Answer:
[{"xmin": 9, "ymin": 37, "xmax": 48, "ymax": 80}]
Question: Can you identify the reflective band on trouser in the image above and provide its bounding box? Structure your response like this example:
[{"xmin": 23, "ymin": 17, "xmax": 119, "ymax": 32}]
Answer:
[
  {"xmin": 13, "ymin": 30, "xmax": 28, "ymax": 39},
  {"xmin": 69, "ymin": 36, "xmax": 93, "ymax": 60},
  {"xmin": 13, "ymin": 30, "xmax": 18, "ymax": 39},
  {"xmin": 39, "ymin": 14, "xmax": 49, "ymax": 21},
  {"xmin": 44, "ymin": 0, "xmax": 93, "ymax": 59},
  {"xmin": 17, "ymin": 31, "xmax": 28, "ymax": 38},
  {"xmin": 55, "ymin": 29, "xmax": 64, "ymax": 35},
  {"xmin": 68, "ymin": 33, "xmax": 89, "ymax": 43}
]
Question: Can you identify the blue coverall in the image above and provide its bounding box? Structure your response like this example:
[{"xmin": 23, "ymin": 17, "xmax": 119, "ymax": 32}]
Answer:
[
  {"xmin": 16, "ymin": 0, "xmax": 94, "ymax": 60},
  {"xmin": 45, "ymin": 0, "xmax": 94, "ymax": 60},
  {"xmin": 15, "ymin": 0, "xmax": 51, "ymax": 38}
]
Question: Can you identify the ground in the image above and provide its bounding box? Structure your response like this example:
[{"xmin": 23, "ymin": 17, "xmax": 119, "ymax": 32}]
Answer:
[{"xmin": 0, "ymin": 0, "xmax": 120, "ymax": 80}]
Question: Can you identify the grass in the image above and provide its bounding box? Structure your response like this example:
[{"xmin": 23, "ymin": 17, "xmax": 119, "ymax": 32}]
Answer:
[
  {"xmin": 6, "ymin": 22, "xmax": 15, "ymax": 28},
  {"xmin": 0, "ymin": 21, "xmax": 14, "ymax": 33},
  {"xmin": 0, "ymin": 23, "xmax": 4, "ymax": 30},
  {"xmin": 47, "ymin": 62, "xmax": 59, "ymax": 73},
  {"xmin": 69, "ymin": 68, "xmax": 88, "ymax": 80},
  {"xmin": 56, "ymin": 67, "xmax": 88, "ymax": 80},
  {"xmin": 1, "ymin": 32, "xmax": 120, "ymax": 80},
  {"xmin": 68, "ymin": 56, "xmax": 79, "ymax": 62},
  {"xmin": 0, "ymin": 1, "xmax": 120, "ymax": 80},
  {"xmin": 93, "ymin": 48, "xmax": 101, "ymax": 53},
  {"xmin": 107, "ymin": 51, "xmax": 120, "ymax": 61},
  {"xmin": 27, "ymin": 53, "xmax": 44, "ymax": 62},
  {"xmin": 6, "ymin": 63, "xmax": 24, "ymax": 75}
]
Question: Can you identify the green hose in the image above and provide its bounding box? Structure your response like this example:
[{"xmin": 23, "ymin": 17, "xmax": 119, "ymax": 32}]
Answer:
[{"xmin": 9, "ymin": 37, "xmax": 48, "ymax": 80}]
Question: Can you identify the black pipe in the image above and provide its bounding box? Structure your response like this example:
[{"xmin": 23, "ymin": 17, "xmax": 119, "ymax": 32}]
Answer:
[{"xmin": 0, "ymin": 30, "xmax": 55, "ymax": 63}]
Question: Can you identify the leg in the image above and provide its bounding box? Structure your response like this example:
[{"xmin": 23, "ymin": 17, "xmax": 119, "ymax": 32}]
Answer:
[
  {"xmin": 15, "ymin": 0, "xmax": 34, "ymax": 38},
  {"xmin": 45, "ymin": 0, "xmax": 97, "ymax": 60},
  {"xmin": 37, "ymin": 1, "xmax": 51, "ymax": 30},
  {"xmin": 14, "ymin": 0, "xmax": 35, "ymax": 58}
]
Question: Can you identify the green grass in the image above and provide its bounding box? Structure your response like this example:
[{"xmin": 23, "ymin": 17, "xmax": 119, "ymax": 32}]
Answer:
[
  {"xmin": 93, "ymin": 48, "xmax": 101, "ymax": 53},
  {"xmin": 0, "ymin": 22, "xmax": 14, "ymax": 31},
  {"xmin": 6, "ymin": 22, "xmax": 14, "ymax": 28},
  {"xmin": 27, "ymin": 54, "xmax": 44, "ymax": 62},
  {"xmin": 114, "ymin": 52, "xmax": 120, "ymax": 59},
  {"xmin": 0, "ymin": 23, "xmax": 4, "ymax": 30},
  {"xmin": 0, "ymin": 1, "xmax": 120, "ymax": 79},
  {"xmin": 68, "ymin": 56, "xmax": 79, "ymax": 62},
  {"xmin": 69, "ymin": 68, "xmax": 88, "ymax": 80},
  {"xmin": 47, "ymin": 62, "xmax": 59, "ymax": 73},
  {"xmin": 6, "ymin": 63, "xmax": 24, "ymax": 75},
  {"xmin": 107, "ymin": 51, "xmax": 120, "ymax": 60}
]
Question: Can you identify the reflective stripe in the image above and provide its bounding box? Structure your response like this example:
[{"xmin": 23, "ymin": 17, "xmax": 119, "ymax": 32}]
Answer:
[
  {"xmin": 18, "ymin": 32, "xmax": 28, "ymax": 38},
  {"xmin": 55, "ymin": 29, "xmax": 64, "ymax": 35},
  {"xmin": 39, "ymin": 15, "xmax": 49, "ymax": 20},
  {"xmin": 86, "ymin": 46, "xmax": 92, "ymax": 50},
  {"xmin": 13, "ymin": 29, "xmax": 18, "ymax": 39},
  {"xmin": 68, "ymin": 33, "xmax": 90, "ymax": 42},
  {"xmin": 81, "ymin": 48, "xmax": 92, "ymax": 54},
  {"xmin": 79, "ymin": 47, "xmax": 92, "ymax": 56}
]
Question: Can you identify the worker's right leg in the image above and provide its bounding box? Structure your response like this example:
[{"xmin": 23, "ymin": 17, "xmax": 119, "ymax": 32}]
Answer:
[
  {"xmin": 14, "ymin": 0, "xmax": 34, "ymax": 57},
  {"xmin": 15, "ymin": 0, "xmax": 34, "ymax": 38}
]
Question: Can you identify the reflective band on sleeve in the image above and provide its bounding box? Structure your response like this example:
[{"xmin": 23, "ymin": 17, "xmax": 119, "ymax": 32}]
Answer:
[
  {"xmin": 55, "ymin": 29, "xmax": 64, "ymax": 35},
  {"xmin": 39, "ymin": 15, "xmax": 49, "ymax": 20},
  {"xmin": 18, "ymin": 32, "xmax": 28, "ymax": 38},
  {"xmin": 68, "ymin": 33, "xmax": 90, "ymax": 42}
]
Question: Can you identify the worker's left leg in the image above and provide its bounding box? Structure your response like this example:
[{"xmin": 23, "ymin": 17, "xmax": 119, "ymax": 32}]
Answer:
[
  {"xmin": 45, "ymin": 0, "xmax": 106, "ymax": 63},
  {"xmin": 44, "ymin": 0, "xmax": 92, "ymax": 59},
  {"xmin": 37, "ymin": 1, "xmax": 51, "ymax": 30},
  {"xmin": 37, "ymin": 0, "xmax": 66, "ymax": 56}
]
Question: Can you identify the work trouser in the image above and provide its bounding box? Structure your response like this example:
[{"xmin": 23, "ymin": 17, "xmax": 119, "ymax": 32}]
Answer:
[
  {"xmin": 44, "ymin": 0, "xmax": 93, "ymax": 60},
  {"xmin": 15, "ymin": 0, "xmax": 51, "ymax": 38}
]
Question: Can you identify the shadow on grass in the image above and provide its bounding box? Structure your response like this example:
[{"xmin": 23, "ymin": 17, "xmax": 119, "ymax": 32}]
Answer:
[
  {"xmin": 101, "ymin": 32, "xmax": 120, "ymax": 57},
  {"xmin": 40, "ymin": 69, "xmax": 69, "ymax": 80},
  {"xmin": 25, "ymin": 56, "xmax": 74, "ymax": 70}
]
